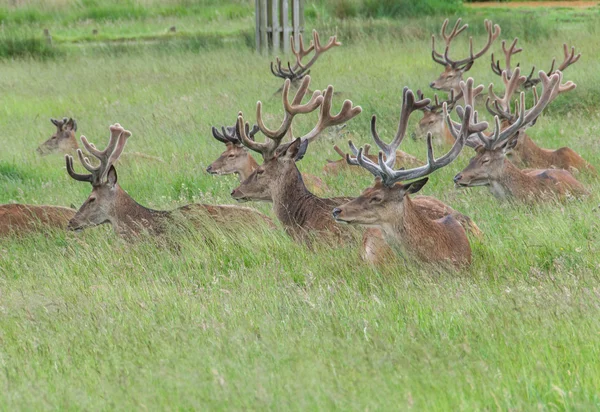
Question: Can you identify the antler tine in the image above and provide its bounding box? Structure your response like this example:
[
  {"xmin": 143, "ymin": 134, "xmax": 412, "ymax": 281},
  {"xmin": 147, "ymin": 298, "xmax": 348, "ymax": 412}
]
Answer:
[
  {"xmin": 447, "ymin": 19, "xmax": 501, "ymax": 68},
  {"xmin": 557, "ymin": 43, "xmax": 581, "ymax": 72},
  {"xmin": 65, "ymin": 154, "xmax": 93, "ymax": 183},
  {"xmin": 345, "ymin": 141, "xmax": 386, "ymax": 180},
  {"xmin": 371, "ymin": 88, "xmax": 430, "ymax": 168},
  {"xmin": 445, "ymin": 102, "xmax": 488, "ymax": 148},
  {"xmin": 300, "ymin": 85, "xmax": 362, "ymax": 143},
  {"xmin": 491, "ymin": 38, "xmax": 523, "ymax": 78},
  {"xmin": 488, "ymin": 67, "xmax": 526, "ymax": 114},
  {"xmin": 211, "ymin": 126, "xmax": 230, "ymax": 144}
]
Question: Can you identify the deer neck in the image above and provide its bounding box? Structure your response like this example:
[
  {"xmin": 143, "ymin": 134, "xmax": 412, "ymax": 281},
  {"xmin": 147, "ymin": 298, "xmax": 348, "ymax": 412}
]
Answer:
[
  {"xmin": 270, "ymin": 165, "xmax": 321, "ymax": 229},
  {"xmin": 492, "ymin": 159, "xmax": 538, "ymax": 200},
  {"xmin": 239, "ymin": 154, "xmax": 259, "ymax": 181},
  {"xmin": 111, "ymin": 185, "xmax": 169, "ymax": 236},
  {"xmin": 518, "ymin": 133, "xmax": 551, "ymax": 163}
]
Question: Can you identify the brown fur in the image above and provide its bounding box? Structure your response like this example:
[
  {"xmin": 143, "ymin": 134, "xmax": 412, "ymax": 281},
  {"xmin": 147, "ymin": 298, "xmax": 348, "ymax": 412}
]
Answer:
[
  {"xmin": 38, "ymin": 118, "xmax": 78, "ymax": 155},
  {"xmin": 455, "ymin": 145, "xmax": 589, "ymax": 202},
  {"xmin": 334, "ymin": 180, "xmax": 471, "ymax": 268},
  {"xmin": 415, "ymin": 111, "xmax": 455, "ymax": 146},
  {"xmin": 0, "ymin": 204, "xmax": 76, "ymax": 236},
  {"xmin": 430, "ymin": 65, "xmax": 466, "ymax": 95},
  {"xmin": 508, "ymin": 131, "xmax": 596, "ymax": 175}
]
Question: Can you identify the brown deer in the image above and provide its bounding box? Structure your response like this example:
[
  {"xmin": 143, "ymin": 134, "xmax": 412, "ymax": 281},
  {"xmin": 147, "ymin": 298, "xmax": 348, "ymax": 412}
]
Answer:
[
  {"xmin": 207, "ymin": 117, "xmax": 329, "ymax": 196},
  {"xmin": 323, "ymin": 145, "xmax": 422, "ymax": 175},
  {"xmin": 271, "ymin": 30, "xmax": 340, "ymax": 93},
  {"xmin": 452, "ymin": 73, "xmax": 589, "ymax": 201},
  {"xmin": 487, "ymin": 46, "xmax": 594, "ymax": 174},
  {"xmin": 0, "ymin": 204, "xmax": 76, "ymax": 237},
  {"xmin": 65, "ymin": 123, "xmax": 273, "ymax": 237},
  {"xmin": 332, "ymin": 88, "xmax": 486, "ymax": 269},
  {"xmin": 430, "ymin": 18, "xmax": 500, "ymax": 94},
  {"xmin": 37, "ymin": 117, "xmax": 78, "ymax": 155},
  {"xmin": 413, "ymin": 89, "xmax": 463, "ymax": 145}
]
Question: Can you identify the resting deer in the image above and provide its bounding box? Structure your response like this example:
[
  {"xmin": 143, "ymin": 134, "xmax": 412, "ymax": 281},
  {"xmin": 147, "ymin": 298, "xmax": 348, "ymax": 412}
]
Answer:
[
  {"xmin": 323, "ymin": 145, "xmax": 422, "ymax": 175},
  {"xmin": 413, "ymin": 89, "xmax": 463, "ymax": 145},
  {"xmin": 271, "ymin": 30, "xmax": 340, "ymax": 93},
  {"xmin": 0, "ymin": 204, "xmax": 76, "ymax": 237},
  {"xmin": 332, "ymin": 88, "xmax": 486, "ymax": 268},
  {"xmin": 65, "ymin": 123, "xmax": 273, "ymax": 237},
  {"xmin": 38, "ymin": 117, "xmax": 78, "ymax": 155},
  {"xmin": 207, "ymin": 117, "xmax": 329, "ymax": 196},
  {"xmin": 452, "ymin": 73, "xmax": 588, "ymax": 201},
  {"xmin": 488, "ymin": 45, "xmax": 594, "ymax": 174},
  {"xmin": 430, "ymin": 18, "xmax": 500, "ymax": 94},
  {"xmin": 491, "ymin": 38, "xmax": 581, "ymax": 90}
]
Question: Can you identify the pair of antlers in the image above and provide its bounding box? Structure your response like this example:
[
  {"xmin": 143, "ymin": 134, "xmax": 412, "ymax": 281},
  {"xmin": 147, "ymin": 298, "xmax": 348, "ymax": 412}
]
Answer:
[
  {"xmin": 432, "ymin": 18, "xmax": 501, "ymax": 70},
  {"xmin": 211, "ymin": 113, "xmax": 259, "ymax": 147},
  {"xmin": 65, "ymin": 124, "xmax": 130, "ymax": 186},
  {"xmin": 271, "ymin": 30, "xmax": 341, "ymax": 82},
  {"xmin": 236, "ymin": 76, "xmax": 361, "ymax": 161},
  {"xmin": 491, "ymin": 38, "xmax": 581, "ymax": 89}
]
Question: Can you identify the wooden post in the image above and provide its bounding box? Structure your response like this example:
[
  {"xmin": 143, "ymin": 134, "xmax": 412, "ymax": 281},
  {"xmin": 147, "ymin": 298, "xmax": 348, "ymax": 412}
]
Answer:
[
  {"xmin": 255, "ymin": 0, "xmax": 261, "ymax": 52},
  {"xmin": 271, "ymin": 0, "xmax": 280, "ymax": 52},
  {"xmin": 255, "ymin": 0, "xmax": 303, "ymax": 53},
  {"xmin": 292, "ymin": 0, "xmax": 300, "ymax": 51},
  {"xmin": 282, "ymin": 0, "xmax": 290, "ymax": 53},
  {"xmin": 260, "ymin": 0, "xmax": 268, "ymax": 54}
]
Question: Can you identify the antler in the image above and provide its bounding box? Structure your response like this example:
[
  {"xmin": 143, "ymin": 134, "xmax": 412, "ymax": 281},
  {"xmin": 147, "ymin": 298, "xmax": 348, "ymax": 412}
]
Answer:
[
  {"xmin": 211, "ymin": 112, "xmax": 259, "ymax": 146},
  {"xmin": 343, "ymin": 88, "xmax": 486, "ymax": 186},
  {"xmin": 416, "ymin": 89, "xmax": 464, "ymax": 114},
  {"xmin": 65, "ymin": 123, "xmax": 131, "ymax": 185},
  {"xmin": 490, "ymin": 38, "xmax": 523, "ymax": 78},
  {"xmin": 432, "ymin": 18, "xmax": 500, "ymax": 69},
  {"xmin": 237, "ymin": 76, "xmax": 360, "ymax": 160},
  {"xmin": 270, "ymin": 30, "xmax": 341, "ymax": 82}
]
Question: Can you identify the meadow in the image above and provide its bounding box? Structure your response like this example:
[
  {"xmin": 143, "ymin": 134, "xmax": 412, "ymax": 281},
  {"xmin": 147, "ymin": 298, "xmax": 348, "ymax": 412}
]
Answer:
[{"xmin": 2, "ymin": 0, "xmax": 600, "ymax": 409}]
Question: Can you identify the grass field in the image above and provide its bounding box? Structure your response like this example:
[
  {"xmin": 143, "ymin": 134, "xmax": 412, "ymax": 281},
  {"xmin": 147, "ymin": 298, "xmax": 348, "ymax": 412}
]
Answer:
[{"xmin": 2, "ymin": 1, "xmax": 600, "ymax": 410}]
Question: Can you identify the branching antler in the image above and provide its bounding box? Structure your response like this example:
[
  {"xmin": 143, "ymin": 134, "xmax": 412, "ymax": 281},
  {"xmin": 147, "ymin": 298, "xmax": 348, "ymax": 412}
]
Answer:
[
  {"xmin": 270, "ymin": 30, "xmax": 341, "ymax": 82},
  {"xmin": 65, "ymin": 123, "xmax": 131, "ymax": 185},
  {"xmin": 432, "ymin": 18, "xmax": 501, "ymax": 70},
  {"xmin": 416, "ymin": 89, "xmax": 464, "ymax": 114},
  {"xmin": 211, "ymin": 112, "xmax": 259, "ymax": 146},
  {"xmin": 343, "ymin": 88, "xmax": 486, "ymax": 187},
  {"xmin": 236, "ymin": 75, "xmax": 361, "ymax": 161}
]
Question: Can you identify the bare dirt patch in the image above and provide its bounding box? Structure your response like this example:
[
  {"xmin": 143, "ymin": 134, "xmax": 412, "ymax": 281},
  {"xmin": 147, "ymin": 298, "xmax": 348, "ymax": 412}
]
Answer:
[{"xmin": 467, "ymin": 1, "xmax": 599, "ymax": 9}]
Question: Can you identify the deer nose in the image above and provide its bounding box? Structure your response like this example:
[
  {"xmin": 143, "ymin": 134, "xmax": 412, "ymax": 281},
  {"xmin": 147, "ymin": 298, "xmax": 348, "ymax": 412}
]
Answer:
[
  {"xmin": 206, "ymin": 165, "xmax": 213, "ymax": 173},
  {"xmin": 429, "ymin": 81, "xmax": 436, "ymax": 88},
  {"xmin": 453, "ymin": 173, "xmax": 462, "ymax": 183},
  {"xmin": 332, "ymin": 208, "xmax": 342, "ymax": 219}
]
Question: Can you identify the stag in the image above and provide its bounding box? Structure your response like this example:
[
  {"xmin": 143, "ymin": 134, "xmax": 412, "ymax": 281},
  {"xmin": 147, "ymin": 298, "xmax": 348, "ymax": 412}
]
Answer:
[
  {"xmin": 452, "ymin": 73, "xmax": 588, "ymax": 201},
  {"xmin": 332, "ymin": 88, "xmax": 486, "ymax": 268},
  {"xmin": 270, "ymin": 30, "xmax": 340, "ymax": 92},
  {"xmin": 37, "ymin": 117, "xmax": 78, "ymax": 155},
  {"xmin": 207, "ymin": 116, "xmax": 329, "ymax": 196},
  {"xmin": 413, "ymin": 89, "xmax": 464, "ymax": 145},
  {"xmin": 65, "ymin": 123, "xmax": 272, "ymax": 237},
  {"xmin": 0, "ymin": 204, "xmax": 76, "ymax": 237},
  {"xmin": 487, "ymin": 56, "xmax": 594, "ymax": 174},
  {"xmin": 430, "ymin": 18, "xmax": 500, "ymax": 94}
]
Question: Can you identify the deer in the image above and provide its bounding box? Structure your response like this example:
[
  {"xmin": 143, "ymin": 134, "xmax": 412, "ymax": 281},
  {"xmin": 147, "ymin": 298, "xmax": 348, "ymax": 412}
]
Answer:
[
  {"xmin": 413, "ymin": 89, "xmax": 463, "ymax": 145},
  {"xmin": 332, "ymin": 88, "xmax": 487, "ymax": 269},
  {"xmin": 430, "ymin": 18, "xmax": 501, "ymax": 95},
  {"xmin": 491, "ymin": 38, "xmax": 581, "ymax": 90},
  {"xmin": 37, "ymin": 117, "xmax": 78, "ymax": 155},
  {"xmin": 207, "ymin": 117, "xmax": 329, "ymax": 196},
  {"xmin": 487, "ymin": 44, "xmax": 594, "ymax": 174},
  {"xmin": 323, "ymin": 145, "xmax": 423, "ymax": 175},
  {"xmin": 0, "ymin": 204, "xmax": 76, "ymax": 237},
  {"xmin": 65, "ymin": 123, "xmax": 273, "ymax": 237},
  {"xmin": 452, "ymin": 72, "xmax": 589, "ymax": 202},
  {"xmin": 270, "ymin": 29, "xmax": 340, "ymax": 93}
]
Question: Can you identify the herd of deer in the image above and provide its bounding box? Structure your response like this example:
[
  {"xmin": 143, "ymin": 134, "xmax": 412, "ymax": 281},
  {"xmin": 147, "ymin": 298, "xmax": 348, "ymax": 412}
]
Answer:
[{"xmin": 1, "ymin": 19, "xmax": 594, "ymax": 270}]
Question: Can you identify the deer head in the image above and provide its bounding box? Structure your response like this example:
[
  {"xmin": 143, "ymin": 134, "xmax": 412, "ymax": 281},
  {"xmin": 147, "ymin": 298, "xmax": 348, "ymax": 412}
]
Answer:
[
  {"xmin": 206, "ymin": 118, "xmax": 261, "ymax": 183},
  {"xmin": 453, "ymin": 71, "xmax": 566, "ymax": 188},
  {"xmin": 231, "ymin": 76, "xmax": 361, "ymax": 202},
  {"xmin": 414, "ymin": 89, "xmax": 463, "ymax": 144},
  {"xmin": 37, "ymin": 117, "xmax": 78, "ymax": 155},
  {"xmin": 333, "ymin": 87, "xmax": 486, "ymax": 226},
  {"xmin": 65, "ymin": 123, "xmax": 130, "ymax": 231},
  {"xmin": 430, "ymin": 18, "xmax": 500, "ymax": 93}
]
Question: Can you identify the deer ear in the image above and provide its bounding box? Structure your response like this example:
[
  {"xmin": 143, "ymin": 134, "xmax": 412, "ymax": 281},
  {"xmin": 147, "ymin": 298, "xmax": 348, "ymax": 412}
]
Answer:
[
  {"xmin": 51, "ymin": 118, "xmax": 61, "ymax": 128},
  {"xmin": 294, "ymin": 139, "xmax": 309, "ymax": 161},
  {"xmin": 403, "ymin": 177, "xmax": 429, "ymax": 195},
  {"xmin": 279, "ymin": 138, "xmax": 303, "ymax": 160},
  {"xmin": 107, "ymin": 165, "xmax": 118, "ymax": 187},
  {"xmin": 65, "ymin": 118, "xmax": 77, "ymax": 131}
]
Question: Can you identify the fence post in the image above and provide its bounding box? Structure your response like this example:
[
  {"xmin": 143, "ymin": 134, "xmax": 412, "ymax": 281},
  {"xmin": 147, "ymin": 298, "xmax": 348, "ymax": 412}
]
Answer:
[
  {"xmin": 292, "ymin": 0, "xmax": 300, "ymax": 52},
  {"xmin": 256, "ymin": 0, "xmax": 303, "ymax": 54}
]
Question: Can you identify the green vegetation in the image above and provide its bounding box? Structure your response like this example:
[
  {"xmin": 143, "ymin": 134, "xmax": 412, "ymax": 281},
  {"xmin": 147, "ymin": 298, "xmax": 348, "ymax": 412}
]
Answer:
[{"xmin": 2, "ymin": 1, "xmax": 600, "ymax": 409}]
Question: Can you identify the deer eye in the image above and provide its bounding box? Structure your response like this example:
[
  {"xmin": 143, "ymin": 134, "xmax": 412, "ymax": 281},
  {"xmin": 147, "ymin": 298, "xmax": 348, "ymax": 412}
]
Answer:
[
  {"xmin": 369, "ymin": 196, "xmax": 383, "ymax": 204},
  {"xmin": 481, "ymin": 157, "xmax": 490, "ymax": 164},
  {"xmin": 228, "ymin": 154, "xmax": 235, "ymax": 158},
  {"xmin": 256, "ymin": 169, "xmax": 264, "ymax": 176},
  {"xmin": 88, "ymin": 197, "xmax": 96, "ymax": 203}
]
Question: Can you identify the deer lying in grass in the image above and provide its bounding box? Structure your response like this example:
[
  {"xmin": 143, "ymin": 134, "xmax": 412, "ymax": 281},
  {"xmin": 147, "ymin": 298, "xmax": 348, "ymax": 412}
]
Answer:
[
  {"xmin": 413, "ymin": 89, "xmax": 463, "ymax": 145},
  {"xmin": 452, "ymin": 73, "xmax": 588, "ymax": 201},
  {"xmin": 271, "ymin": 29, "xmax": 340, "ymax": 93},
  {"xmin": 207, "ymin": 117, "xmax": 329, "ymax": 196},
  {"xmin": 38, "ymin": 117, "xmax": 78, "ymax": 155},
  {"xmin": 430, "ymin": 18, "xmax": 500, "ymax": 94},
  {"xmin": 65, "ymin": 123, "xmax": 273, "ymax": 237},
  {"xmin": 0, "ymin": 204, "xmax": 76, "ymax": 237},
  {"xmin": 333, "ymin": 88, "xmax": 485, "ymax": 268},
  {"xmin": 487, "ymin": 48, "xmax": 595, "ymax": 174}
]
